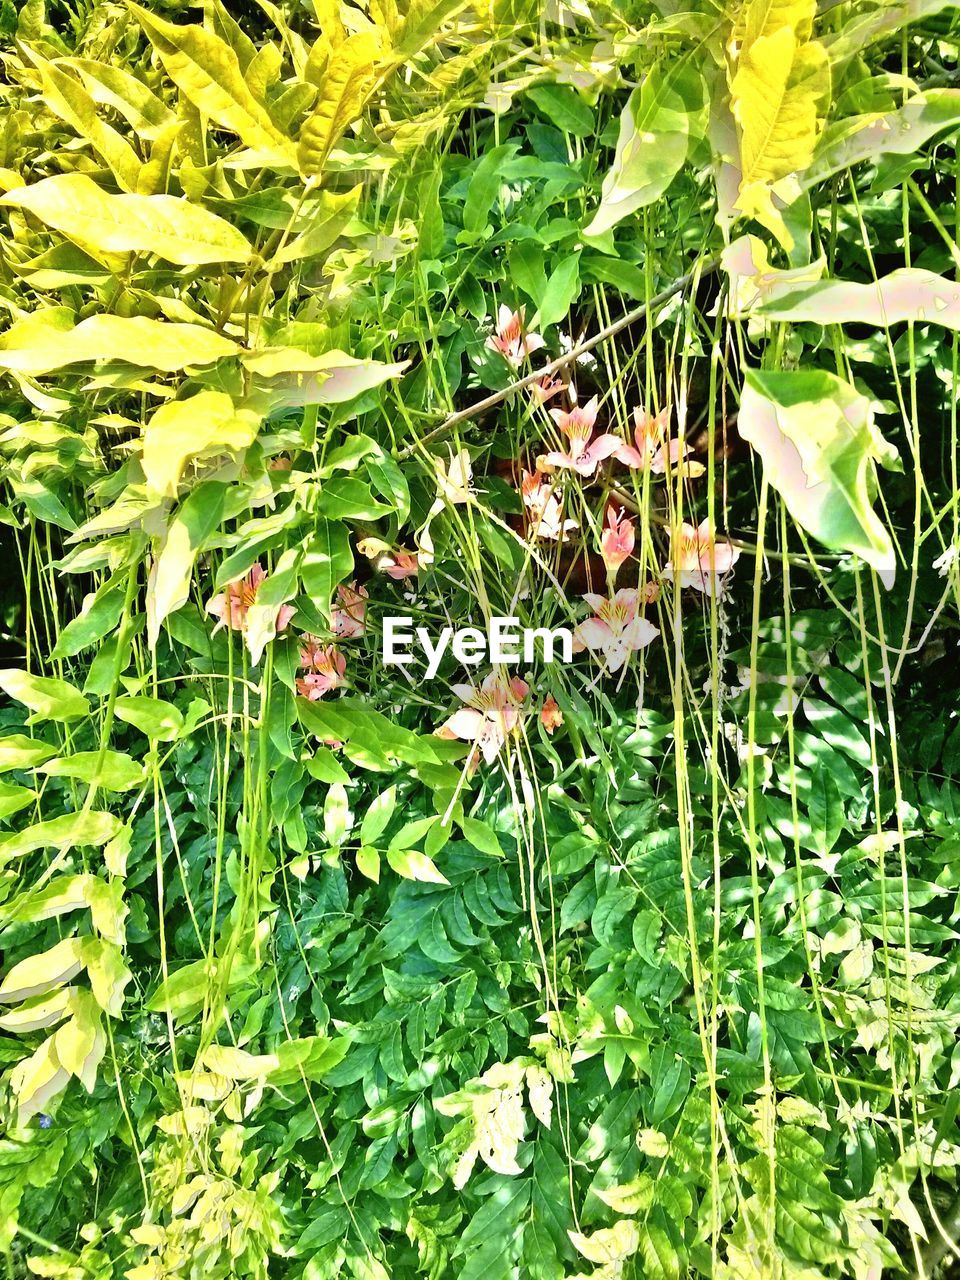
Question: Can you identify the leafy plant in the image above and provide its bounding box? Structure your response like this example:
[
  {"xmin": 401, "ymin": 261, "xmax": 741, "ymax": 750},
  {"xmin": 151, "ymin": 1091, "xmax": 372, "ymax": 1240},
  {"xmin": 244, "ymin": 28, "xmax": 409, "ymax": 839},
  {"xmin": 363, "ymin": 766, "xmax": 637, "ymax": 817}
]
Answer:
[{"xmin": 1, "ymin": 0, "xmax": 960, "ymax": 1276}]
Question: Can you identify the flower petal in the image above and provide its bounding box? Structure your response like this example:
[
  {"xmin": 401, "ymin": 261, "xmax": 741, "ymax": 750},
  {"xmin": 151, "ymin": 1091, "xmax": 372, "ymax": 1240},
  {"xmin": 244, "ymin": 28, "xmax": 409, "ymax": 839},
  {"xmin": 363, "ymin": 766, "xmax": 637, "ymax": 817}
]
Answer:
[{"xmin": 574, "ymin": 617, "xmax": 613, "ymax": 651}]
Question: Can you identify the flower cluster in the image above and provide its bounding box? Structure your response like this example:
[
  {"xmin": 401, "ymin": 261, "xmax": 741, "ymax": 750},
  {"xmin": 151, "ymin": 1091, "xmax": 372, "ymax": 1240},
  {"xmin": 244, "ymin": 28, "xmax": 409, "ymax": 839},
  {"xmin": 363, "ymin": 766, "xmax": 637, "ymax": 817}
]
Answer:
[
  {"xmin": 294, "ymin": 582, "xmax": 368, "ymax": 700},
  {"xmin": 203, "ymin": 312, "xmax": 743, "ymax": 772}
]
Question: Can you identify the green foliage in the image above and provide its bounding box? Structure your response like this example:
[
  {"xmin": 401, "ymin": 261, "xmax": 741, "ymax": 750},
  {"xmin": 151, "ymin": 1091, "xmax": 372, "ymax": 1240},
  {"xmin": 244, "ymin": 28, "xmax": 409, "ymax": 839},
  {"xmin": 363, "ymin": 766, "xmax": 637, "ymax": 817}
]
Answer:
[{"xmin": 1, "ymin": 0, "xmax": 960, "ymax": 1276}]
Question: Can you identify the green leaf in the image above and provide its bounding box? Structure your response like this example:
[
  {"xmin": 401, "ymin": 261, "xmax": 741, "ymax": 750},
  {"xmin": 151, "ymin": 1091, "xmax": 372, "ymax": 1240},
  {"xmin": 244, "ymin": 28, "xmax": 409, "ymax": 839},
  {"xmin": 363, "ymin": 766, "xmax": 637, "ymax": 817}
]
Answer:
[
  {"xmin": 360, "ymin": 786, "xmax": 397, "ymax": 845},
  {"xmin": 2, "ymin": 174, "xmax": 252, "ymax": 264},
  {"xmin": 584, "ymin": 62, "xmax": 703, "ymax": 237},
  {"xmin": 141, "ymin": 393, "xmax": 260, "ymax": 498},
  {"xmin": 739, "ymin": 368, "xmax": 900, "ymax": 572},
  {"xmin": 301, "ymin": 519, "xmax": 354, "ymax": 619},
  {"xmin": 528, "ymin": 83, "xmax": 594, "ymax": 138},
  {"xmin": 364, "ymin": 451, "xmax": 411, "ymax": 523},
  {"xmin": 40, "ymin": 751, "xmax": 143, "ymax": 792},
  {"xmin": 316, "ymin": 476, "xmax": 393, "ymax": 520},
  {"xmin": 459, "ymin": 816, "xmax": 503, "ymax": 857},
  {"xmin": 807, "ymin": 90, "xmax": 960, "ymax": 188},
  {"xmin": 317, "ymin": 433, "xmax": 381, "ymax": 476},
  {"xmin": 0, "ymin": 669, "xmax": 89, "ymax": 721},
  {"xmin": 825, "ymin": 0, "xmax": 960, "ymax": 62},
  {"xmin": 51, "ymin": 572, "xmax": 127, "ymax": 659},
  {"xmin": 463, "ymin": 143, "xmax": 519, "ymax": 236},
  {"xmin": 389, "ymin": 817, "xmax": 439, "ymax": 851},
  {"xmin": 114, "ymin": 695, "xmax": 184, "ymax": 741},
  {"xmin": 807, "ymin": 763, "xmax": 843, "ymax": 857},
  {"xmin": 149, "ymin": 481, "xmax": 226, "ymax": 647},
  {"xmin": 537, "ymin": 254, "xmax": 581, "ymax": 329}
]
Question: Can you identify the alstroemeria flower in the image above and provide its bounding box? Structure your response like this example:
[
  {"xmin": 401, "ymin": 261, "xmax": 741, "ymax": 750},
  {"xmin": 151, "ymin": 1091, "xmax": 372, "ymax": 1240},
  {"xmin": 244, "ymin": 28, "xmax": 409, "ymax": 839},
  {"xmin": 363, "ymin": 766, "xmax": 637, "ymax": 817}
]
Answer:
[
  {"xmin": 662, "ymin": 519, "xmax": 740, "ymax": 597},
  {"xmin": 573, "ymin": 589, "xmax": 659, "ymax": 673},
  {"xmin": 600, "ymin": 507, "xmax": 635, "ymax": 574},
  {"xmin": 206, "ymin": 563, "xmax": 295, "ymax": 637},
  {"xmin": 540, "ymin": 694, "xmax": 563, "ymax": 734},
  {"xmin": 641, "ymin": 579, "xmax": 660, "ymax": 605},
  {"xmin": 615, "ymin": 407, "xmax": 703, "ymax": 476},
  {"xmin": 357, "ymin": 536, "xmax": 420, "ymax": 581},
  {"xmin": 434, "ymin": 448, "xmax": 473, "ymax": 506},
  {"xmin": 486, "ymin": 305, "xmax": 545, "ymax": 364},
  {"xmin": 521, "ymin": 470, "xmax": 577, "ymax": 543},
  {"xmin": 296, "ymin": 643, "xmax": 346, "ymax": 700},
  {"xmin": 530, "ymin": 373, "xmax": 564, "ymax": 404},
  {"xmin": 539, "ymin": 396, "xmax": 620, "ymax": 477},
  {"xmin": 374, "ymin": 548, "xmax": 418, "ymax": 580},
  {"xmin": 437, "ymin": 671, "xmax": 530, "ymax": 765},
  {"xmin": 332, "ymin": 582, "xmax": 368, "ymax": 638}
]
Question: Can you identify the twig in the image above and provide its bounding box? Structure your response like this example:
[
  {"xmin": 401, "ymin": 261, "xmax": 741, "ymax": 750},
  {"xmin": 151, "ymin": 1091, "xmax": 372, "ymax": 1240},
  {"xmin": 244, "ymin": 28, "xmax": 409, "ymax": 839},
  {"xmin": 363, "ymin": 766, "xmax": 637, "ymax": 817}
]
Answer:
[{"xmin": 396, "ymin": 257, "xmax": 720, "ymax": 460}]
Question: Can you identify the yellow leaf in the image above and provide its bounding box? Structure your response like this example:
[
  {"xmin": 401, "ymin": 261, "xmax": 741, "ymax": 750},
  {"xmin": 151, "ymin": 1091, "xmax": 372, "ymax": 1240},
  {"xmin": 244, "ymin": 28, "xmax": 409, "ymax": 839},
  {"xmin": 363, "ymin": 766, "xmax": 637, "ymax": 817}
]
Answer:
[
  {"xmin": 729, "ymin": 0, "xmax": 829, "ymax": 248},
  {"xmin": 81, "ymin": 938, "xmax": 132, "ymax": 1018},
  {"xmin": 10, "ymin": 1035, "xmax": 69, "ymax": 1125},
  {"xmin": 141, "ymin": 391, "xmax": 260, "ymax": 498},
  {"xmin": 53, "ymin": 991, "xmax": 105, "ymax": 1091},
  {"xmin": 125, "ymin": 1, "xmax": 297, "ymax": 169},
  {"xmin": 22, "ymin": 48, "xmax": 142, "ymax": 191},
  {"xmin": 731, "ymin": 0, "xmax": 815, "ymax": 48},
  {"xmin": 201, "ymin": 1044, "xmax": 280, "ymax": 1079},
  {"xmin": 0, "ymin": 312, "xmax": 238, "ymax": 375},
  {"xmin": 0, "ymin": 987, "xmax": 73, "ymax": 1034},
  {"xmin": 0, "ymin": 668, "xmax": 88, "ymax": 720},
  {"xmin": 731, "ymin": 32, "xmax": 829, "ymax": 245},
  {"xmin": 2, "ymin": 174, "xmax": 253, "ymax": 265},
  {"xmin": 569, "ymin": 1220, "xmax": 641, "ymax": 1265},
  {"xmin": 0, "ymin": 811, "xmax": 122, "ymax": 861},
  {"xmin": 0, "ymin": 937, "xmax": 85, "ymax": 1004},
  {"xmin": 298, "ymin": 32, "xmax": 385, "ymax": 176}
]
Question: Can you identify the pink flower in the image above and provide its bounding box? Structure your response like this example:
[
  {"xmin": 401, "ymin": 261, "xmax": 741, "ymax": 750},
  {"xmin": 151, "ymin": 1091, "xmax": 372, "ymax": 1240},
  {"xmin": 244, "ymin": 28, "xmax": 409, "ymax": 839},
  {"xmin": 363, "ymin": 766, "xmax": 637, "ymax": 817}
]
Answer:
[
  {"xmin": 530, "ymin": 373, "xmax": 564, "ymax": 404},
  {"xmin": 332, "ymin": 582, "xmax": 367, "ymax": 638},
  {"xmin": 538, "ymin": 396, "xmax": 621, "ymax": 477},
  {"xmin": 381, "ymin": 548, "xmax": 419, "ymax": 581},
  {"xmin": 615, "ymin": 407, "xmax": 702, "ymax": 476},
  {"xmin": 436, "ymin": 671, "xmax": 530, "ymax": 766},
  {"xmin": 641, "ymin": 580, "xmax": 660, "ymax": 605},
  {"xmin": 296, "ymin": 643, "xmax": 346, "ymax": 700},
  {"xmin": 600, "ymin": 507, "xmax": 635, "ymax": 575},
  {"xmin": 573, "ymin": 589, "xmax": 659, "ymax": 673},
  {"xmin": 206, "ymin": 563, "xmax": 295, "ymax": 637},
  {"xmin": 662, "ymin": 519, "xmax": 740, "ymax": 597},
  {"xmin": 486, "ymin": 305, "xmax": 545, "ymax": 364},
  {"xmin": 540, "ymin": 695, "xmax": 563, "ymax": 734},
  {"xmin": 521, "ymin": 470, "xmax": 577, "ymax": 543}
]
